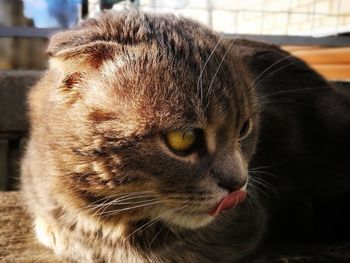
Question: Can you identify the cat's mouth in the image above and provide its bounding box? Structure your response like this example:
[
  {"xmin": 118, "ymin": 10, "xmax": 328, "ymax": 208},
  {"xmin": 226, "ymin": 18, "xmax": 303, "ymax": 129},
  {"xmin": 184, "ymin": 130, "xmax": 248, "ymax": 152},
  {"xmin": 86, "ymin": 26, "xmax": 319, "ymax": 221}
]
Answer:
[
  {"xmin": 159, "ymin": 189, "xmax": 247, "ymax": 229},
  {"xmin": 158, "ymin": 187, "xmax": 247, "ymax": 229},
  {"xmin": 208, "ymin": 190, "xmax": 247, "ymax": 217}
]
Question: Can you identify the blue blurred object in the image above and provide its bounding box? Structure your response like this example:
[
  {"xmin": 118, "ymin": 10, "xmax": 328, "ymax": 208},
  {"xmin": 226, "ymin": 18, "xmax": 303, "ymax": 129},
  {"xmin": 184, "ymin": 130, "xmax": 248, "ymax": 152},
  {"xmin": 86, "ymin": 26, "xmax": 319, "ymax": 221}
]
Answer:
[{"xmin": 23, "ymin": 0, "xmax": 81, "ymax": 28}]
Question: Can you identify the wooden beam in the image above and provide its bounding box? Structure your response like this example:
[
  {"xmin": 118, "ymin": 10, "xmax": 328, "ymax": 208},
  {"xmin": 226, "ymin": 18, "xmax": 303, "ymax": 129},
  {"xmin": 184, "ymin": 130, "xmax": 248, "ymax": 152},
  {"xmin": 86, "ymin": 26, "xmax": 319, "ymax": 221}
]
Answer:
[
  {"xmin": 292, "ymin": 47, "xmax": 350, "ymax": 64},
  {"xmin": 281, "ymin": 45, "xmax": 321, "ymax": 52},
  {"xmin": 310, "ymin": 64, "xmax": 350, "ymax": 80}
]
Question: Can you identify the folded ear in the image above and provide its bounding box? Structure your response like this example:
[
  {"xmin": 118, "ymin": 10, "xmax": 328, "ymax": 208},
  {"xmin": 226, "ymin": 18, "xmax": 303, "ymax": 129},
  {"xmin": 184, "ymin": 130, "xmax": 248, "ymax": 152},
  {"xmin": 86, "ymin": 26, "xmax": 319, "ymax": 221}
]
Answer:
[
  {"xmin": 47, "ymin": 41, "xmax": 122, "ymax": 104},
  {"xmin": 49, "ymin": 41, "xmax": 122, "ymax": 74}
]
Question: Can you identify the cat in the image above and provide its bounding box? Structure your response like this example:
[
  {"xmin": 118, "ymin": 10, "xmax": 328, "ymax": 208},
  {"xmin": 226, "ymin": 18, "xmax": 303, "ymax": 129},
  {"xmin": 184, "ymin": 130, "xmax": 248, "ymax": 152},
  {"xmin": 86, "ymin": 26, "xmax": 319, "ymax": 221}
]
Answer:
[{"xmin": 21, "ymin": 9, "xmax": 350, "ymax": 263}]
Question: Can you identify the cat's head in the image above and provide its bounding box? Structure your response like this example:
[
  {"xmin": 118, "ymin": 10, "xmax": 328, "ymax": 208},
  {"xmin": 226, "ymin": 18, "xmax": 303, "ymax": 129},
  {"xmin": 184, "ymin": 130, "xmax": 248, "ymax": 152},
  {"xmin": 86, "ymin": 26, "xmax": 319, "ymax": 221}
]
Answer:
[{"xmin": 45, "ymin": 10, "xmax": 260, "ymax": 229}]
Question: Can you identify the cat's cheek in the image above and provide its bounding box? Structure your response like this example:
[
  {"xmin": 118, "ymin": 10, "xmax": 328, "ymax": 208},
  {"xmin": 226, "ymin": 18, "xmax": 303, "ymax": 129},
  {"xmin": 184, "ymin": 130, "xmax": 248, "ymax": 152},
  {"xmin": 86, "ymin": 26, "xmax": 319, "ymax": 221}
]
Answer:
[{"xmin": 161, "ymin": 211, "xmax": 214, "ymax": 229}]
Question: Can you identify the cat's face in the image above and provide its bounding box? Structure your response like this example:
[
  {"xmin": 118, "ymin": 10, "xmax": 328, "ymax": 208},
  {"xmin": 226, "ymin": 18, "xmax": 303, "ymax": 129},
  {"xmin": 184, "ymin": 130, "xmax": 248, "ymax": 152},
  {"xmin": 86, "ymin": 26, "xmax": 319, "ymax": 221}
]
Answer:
[{"xmin": 47, "ymin": 12, "xmax": 259, "ymax": 229}]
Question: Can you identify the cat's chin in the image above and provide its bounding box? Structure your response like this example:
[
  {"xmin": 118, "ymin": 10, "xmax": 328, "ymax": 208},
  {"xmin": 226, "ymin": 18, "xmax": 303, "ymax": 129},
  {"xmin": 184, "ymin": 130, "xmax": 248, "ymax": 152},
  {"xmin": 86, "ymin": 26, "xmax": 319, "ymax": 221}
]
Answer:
[{"xmin": 160, "ymin": 211, "xmax": 214, "ymax": 229}]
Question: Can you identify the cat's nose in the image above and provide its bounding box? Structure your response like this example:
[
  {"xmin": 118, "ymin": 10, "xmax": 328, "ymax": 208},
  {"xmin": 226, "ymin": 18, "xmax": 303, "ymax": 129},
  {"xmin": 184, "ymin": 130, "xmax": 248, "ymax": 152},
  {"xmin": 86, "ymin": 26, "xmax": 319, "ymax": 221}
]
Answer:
[
  {"xmin": 212, "ymin": 170, "xmax": 247, "ymax": 193},
  {"xmin": 218, "ymin": 176, "xmax": 246, "ymax": 193}
]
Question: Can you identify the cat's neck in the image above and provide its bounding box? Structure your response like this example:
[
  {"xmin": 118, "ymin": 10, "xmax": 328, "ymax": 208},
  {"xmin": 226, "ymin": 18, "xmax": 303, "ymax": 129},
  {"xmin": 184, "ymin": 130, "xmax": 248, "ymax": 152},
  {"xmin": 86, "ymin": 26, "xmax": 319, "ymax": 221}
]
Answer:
[{"xmin": 66, "ymin": 210, "xmax": 177, "ymax": 249}]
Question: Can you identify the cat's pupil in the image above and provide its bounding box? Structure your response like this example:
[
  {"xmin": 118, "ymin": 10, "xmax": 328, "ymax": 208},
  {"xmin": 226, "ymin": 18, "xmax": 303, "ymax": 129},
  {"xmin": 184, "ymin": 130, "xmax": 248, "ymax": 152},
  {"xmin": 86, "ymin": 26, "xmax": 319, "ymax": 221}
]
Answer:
[{"xmin": 239, "ymin": 119, "xmax": 251, "ymax": 140}]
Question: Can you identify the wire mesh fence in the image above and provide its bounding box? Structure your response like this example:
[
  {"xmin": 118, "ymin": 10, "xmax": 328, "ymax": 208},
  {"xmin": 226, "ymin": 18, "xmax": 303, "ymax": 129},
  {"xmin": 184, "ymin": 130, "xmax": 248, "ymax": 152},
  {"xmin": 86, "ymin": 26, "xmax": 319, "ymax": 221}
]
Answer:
[
  {"xmin": 1, "ymin": 0, "xmax": 350, "ymax": 70},
  {"xmin": 137, "ymin": 0, "xmax": 350, "ymax": 37}
]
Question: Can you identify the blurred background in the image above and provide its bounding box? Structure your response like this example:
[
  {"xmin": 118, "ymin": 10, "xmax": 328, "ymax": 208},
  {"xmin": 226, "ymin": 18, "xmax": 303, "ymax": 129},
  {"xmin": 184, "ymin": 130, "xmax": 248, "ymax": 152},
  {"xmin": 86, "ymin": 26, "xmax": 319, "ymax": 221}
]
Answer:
[
  {"xmin": 0, "ymin": 0, "xmax": 350, "ymax": 190},
  {"xmin": 1, "ymin": 0, "xmax": 350, "ymax": 79}
]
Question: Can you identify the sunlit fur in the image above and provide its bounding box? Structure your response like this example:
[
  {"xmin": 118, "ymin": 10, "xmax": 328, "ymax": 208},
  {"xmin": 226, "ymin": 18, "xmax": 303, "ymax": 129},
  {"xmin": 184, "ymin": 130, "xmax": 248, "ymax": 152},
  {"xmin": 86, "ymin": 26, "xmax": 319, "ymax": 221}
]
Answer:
[
  {"xmin": 20, "ymin": 8, "xmax": 347, "ymax": 263},
  {"xmin": 20, "ymin": 9, "xmax": 265, "ymax": 262}
]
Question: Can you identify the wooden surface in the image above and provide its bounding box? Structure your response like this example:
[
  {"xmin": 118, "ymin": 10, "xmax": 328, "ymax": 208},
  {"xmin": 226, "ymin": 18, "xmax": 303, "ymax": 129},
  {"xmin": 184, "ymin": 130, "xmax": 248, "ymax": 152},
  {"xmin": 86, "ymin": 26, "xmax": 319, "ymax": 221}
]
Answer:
[
  {"xmin": 0, "ymin": 192, "xmax": 60, "ymax": 263},
  {"xmin": 282, "ymin": 46, "xmax": 350, "ymax": 80}
]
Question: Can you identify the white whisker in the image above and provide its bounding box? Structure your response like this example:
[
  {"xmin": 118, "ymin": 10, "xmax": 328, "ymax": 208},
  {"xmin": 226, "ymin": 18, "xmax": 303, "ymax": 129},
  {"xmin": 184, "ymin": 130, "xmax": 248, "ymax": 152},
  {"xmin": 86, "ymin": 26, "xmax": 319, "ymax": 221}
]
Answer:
[
  {"xmin": 205, "ymin": 37, "xmax": 237, "ymax": 106},
  {"xmin": 196, "ymin": 35, "xmax": 224, "ymax": 103},
  {"xmin": 256, "ymin": 86, "xmax": 325, "ymax": 102},
  {"xmin": 246, "ymin": 54, "xmax": 293, "ymax": 92},
  {"xmin": 249, "ymin": 162, "xmax": 285, "ymax": 171},
  {"xmin": 77, "ymin": 191, "xmax": 158, "ymax": 216},
  {"xmin": 249, "ymin": 173, "xmax": 278, "ymax": 198},
  {"xmin": 101, "ymin": 200, "xmax": 162, "ymax": 216},
  {"xmin": 125, "ymin": 203, "xmax": 188, "ymax": 241}
]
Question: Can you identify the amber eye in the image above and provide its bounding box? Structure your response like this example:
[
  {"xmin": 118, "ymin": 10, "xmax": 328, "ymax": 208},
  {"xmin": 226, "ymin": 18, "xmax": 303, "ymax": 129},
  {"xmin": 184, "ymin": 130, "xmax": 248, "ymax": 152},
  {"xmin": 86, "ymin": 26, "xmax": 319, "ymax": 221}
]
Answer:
[
  {"xmin": 239, "ymin": 119, "xmax": 252, "ymax": 140},
  {"xmin": 165, "ymin": 130, "xmax": 196, "ymax": 153}
]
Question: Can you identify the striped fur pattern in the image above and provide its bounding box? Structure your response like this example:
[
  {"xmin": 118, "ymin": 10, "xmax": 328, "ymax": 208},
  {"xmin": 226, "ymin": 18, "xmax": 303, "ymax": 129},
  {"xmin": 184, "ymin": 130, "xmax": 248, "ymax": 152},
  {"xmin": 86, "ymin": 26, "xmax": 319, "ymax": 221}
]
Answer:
[{"xmin": 21, "ymin": 9, "xmax": 268, "ymax": 262}]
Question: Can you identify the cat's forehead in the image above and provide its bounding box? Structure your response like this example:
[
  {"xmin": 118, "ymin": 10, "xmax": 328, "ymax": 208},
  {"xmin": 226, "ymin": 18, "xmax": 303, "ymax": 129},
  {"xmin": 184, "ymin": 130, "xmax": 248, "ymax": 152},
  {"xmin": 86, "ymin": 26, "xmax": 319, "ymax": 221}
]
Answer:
[
  {"xmin": 84, "ymin": 45, "xmax": 245, "ymax": 136},
  {"xmin": 51, "ymin": 11, "xmax": 251, "ymax": 135},
  {"xmin": 49, "ymin": 10, "xmax": 223, "ymax": 59}
]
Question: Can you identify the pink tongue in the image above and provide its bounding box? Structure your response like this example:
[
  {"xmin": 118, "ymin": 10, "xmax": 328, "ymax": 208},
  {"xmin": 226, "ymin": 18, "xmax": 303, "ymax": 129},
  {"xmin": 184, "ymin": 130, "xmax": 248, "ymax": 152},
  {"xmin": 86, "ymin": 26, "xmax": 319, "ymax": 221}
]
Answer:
[{"xmin": 208, "ymin": 191, "xmax": 246, "ymax": 217}]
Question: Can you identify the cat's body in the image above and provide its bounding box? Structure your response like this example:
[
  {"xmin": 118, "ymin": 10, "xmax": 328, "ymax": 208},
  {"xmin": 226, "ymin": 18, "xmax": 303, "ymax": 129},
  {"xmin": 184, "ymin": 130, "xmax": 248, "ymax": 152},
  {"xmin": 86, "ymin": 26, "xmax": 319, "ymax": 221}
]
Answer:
[
  {"xmin": 21, "ymin": 10, "xmax": 350, "ymax": 263},
  {"xmin": 246, "ymin": 46, "xmax": 350, "ymax": 242}
]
